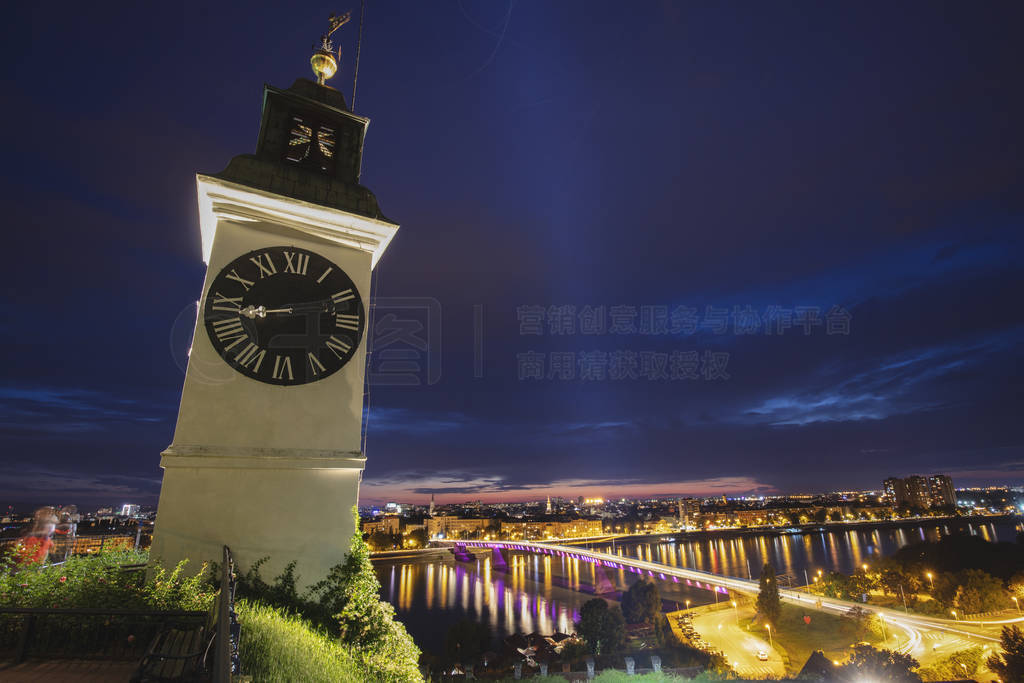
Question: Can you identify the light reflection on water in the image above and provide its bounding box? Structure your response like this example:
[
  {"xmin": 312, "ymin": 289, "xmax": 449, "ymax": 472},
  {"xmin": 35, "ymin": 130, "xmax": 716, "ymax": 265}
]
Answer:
[
  {"xmin": 378, "ymin": 519, "xmax": 1021, "ymax": 655},
  {"xmin": 582, "ymin": 520, "xmax": 1020, "ymax": 580}
]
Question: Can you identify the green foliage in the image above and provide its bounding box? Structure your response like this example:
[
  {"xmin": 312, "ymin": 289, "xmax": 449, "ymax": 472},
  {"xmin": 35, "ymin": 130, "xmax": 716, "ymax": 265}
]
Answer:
[
  {"xmin": 917, "ymin": 646, "xmax": 984, "ymax": 681},
  {"xmin": 234, "ymin": 507, "xmax": 421, "ymax": 681},
  {"xmin": 835, "ymin": 644, "xmax": 920, "ymax": 682},
  {"xmin": 986, "ymin": 625, "xmax": 1024, "ymax": 682},
  {"xmin": 406, "ymin": 527, "xmax": 429, "ymax": 549},
  {"xmin": 1009, "ymin": 570, "xmax": 1024, "ymax": 600},
  {"xmin": 843, "ymin": 606, "xmax": 885, "ymax": 641},
  {"xmin": 367, "ymin": 530, "xmax": 402, "ymax": 551},
  {"xmin": 932, "ymin": 568, "xmax": 1007, "ymax": 614},
  {"xmin": 592, "ymin": 671, "xmax": 683, "ymax": 682},
  {"xmin": 444, "ymin": 618, "xmax": 492, "ymax": 664},
  {"xmin": 0, "ymin": 549, "xmax": 214, "ymax": 613},
  {"xmin": 621, "ymin": 578, "xmax": 661, "ymax": 625},
  {"xmin": 236, "ymin": 600, "xmax": 362, "ymax": 683},
  {"xmin": 756, "ymin": 562, "xmax": 781, "ymax": 625},
  {"xmin": 576, "ymin": 598, "xmax": 626, "ymax": 654}
]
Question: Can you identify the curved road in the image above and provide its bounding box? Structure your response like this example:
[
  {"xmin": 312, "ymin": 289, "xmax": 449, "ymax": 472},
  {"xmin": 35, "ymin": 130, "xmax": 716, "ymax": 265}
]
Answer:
[{"xmin": 450, "ymin": 538, "xmax": 1015, "ymax": 676}]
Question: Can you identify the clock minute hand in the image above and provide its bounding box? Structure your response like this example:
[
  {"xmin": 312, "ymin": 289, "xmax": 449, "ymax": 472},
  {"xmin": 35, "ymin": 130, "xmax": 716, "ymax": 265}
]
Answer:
[{"xmin": 239, "ymin": 300, "xmax": 336, "ymax": 319}]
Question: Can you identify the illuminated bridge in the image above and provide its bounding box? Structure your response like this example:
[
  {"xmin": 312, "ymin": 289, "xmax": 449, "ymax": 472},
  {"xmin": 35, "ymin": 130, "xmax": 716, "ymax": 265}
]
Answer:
[{"xmin": 442, "ymin": 538, "xmax": 1013, "ymax": 650}]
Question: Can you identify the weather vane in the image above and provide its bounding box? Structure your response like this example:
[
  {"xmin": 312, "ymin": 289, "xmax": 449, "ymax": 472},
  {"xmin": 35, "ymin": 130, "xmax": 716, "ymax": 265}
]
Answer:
[{"xmin": 310, "ymin": 12, "xmax": 352, "ymax": 85}]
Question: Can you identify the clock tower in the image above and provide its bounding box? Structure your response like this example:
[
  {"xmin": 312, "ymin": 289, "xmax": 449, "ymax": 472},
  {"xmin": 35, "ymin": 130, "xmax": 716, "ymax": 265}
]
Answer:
[{"xmin": 151, "ymin": 21, "xmax": 397, "ymax": 586}]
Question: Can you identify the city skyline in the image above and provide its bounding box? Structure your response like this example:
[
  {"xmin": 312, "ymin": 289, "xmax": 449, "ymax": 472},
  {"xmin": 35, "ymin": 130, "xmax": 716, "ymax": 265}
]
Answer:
[{"xmin": 2, "ymin": 2, "xmax": 1023, "ymax": 508}]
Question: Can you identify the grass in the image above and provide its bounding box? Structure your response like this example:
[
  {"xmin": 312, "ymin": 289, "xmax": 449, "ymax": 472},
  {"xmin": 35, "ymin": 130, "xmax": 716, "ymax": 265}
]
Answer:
[
  {"xmin": 749, "ymin": 604, "xmax": 884, "ymax": 674},
  {"xmin": 236, "ymin": 600, "xmax": 364, "ymax": 683}
]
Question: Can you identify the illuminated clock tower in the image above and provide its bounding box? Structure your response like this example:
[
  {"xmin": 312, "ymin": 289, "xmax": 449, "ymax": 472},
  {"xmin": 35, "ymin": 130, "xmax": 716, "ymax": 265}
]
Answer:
[{"xmin": 151, "ymin": 18, "xmax": 397, "ymax": 585}]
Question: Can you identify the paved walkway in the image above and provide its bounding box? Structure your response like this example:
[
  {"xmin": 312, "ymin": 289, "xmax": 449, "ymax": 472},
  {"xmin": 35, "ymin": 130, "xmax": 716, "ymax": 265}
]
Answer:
[{"xmin": 0, "ymin": 659, "xmax": 137, "ymax": 682}]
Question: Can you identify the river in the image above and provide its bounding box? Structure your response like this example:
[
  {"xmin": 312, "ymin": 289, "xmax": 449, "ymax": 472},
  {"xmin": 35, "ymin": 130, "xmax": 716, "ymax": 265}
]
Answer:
[{"xmin": 374, "ymin": 517, "xmax": 1022, "ymax": 655}]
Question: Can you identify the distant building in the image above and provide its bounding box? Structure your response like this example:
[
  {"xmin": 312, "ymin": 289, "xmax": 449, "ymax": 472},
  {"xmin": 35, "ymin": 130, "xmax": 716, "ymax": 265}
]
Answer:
[
  {"xmin": 121, "ymin": 504, "xmax": 140, "ymax": 517},
  {"xmin": 425, "ymin": 515, "xmax": 488, "ymax": 539},
  {"xmin": 677, "ymin": 498, "xmax": 701, "ymax": 528},
  {"xmin": 883, "ymin": 474, "xmax": 956, "ymax": 509},
  {"xmin": 429, "ymin": 493, "xmax": 435, "ymax": 516},
  {"xmin": 928, "ymin": 475, "xmax": 956, "ymax": 507},
  {"xmin": 501, "ymin": 519, "xmax": 602, "ymax": 540},
  {"xmin": 362, "ymin": 515, "xmax": 401, "ymax": 536}
]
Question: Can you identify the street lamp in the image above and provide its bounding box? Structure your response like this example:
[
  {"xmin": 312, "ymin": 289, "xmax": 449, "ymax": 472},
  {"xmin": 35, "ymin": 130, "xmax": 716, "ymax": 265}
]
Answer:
[
  {"xmin": 879, "ymin": 614, "xmax": 887, "ymax": 642},
  {"xmin": 685, "ymin": 599, "xmax": 691, "ymax": 611},
  {"xmin": 926, "ymin": 571, "xmax": 934, "ymax": 590},
  {"xmin": 951, "ymin": 610, "xmax": 958, "ymax": 621},
  {"xmin": 1012, "ymin": 596, "xmax": 1021, "ymax": 615},
  {"xmin": 732, "ymin": 600, "xmax": 738, "ymax": 624},
  {"xmin": 765, "ymin": 623, "xmax": 773, "ymax": 649}
]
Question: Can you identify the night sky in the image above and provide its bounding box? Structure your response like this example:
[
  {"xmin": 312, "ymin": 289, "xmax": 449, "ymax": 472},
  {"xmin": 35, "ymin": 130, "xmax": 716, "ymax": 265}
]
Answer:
[{"xmin": 2, "ymin": 2, "xmax": 1022, "ymax": 508}]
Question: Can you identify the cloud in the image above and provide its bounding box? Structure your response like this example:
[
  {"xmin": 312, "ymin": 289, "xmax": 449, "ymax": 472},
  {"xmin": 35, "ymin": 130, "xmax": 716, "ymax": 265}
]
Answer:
[
  {"xmin": 0, "ymin": 385, "xmax": 171, "ymax": 438},
  {"xmin": 366, "ymin": 407, "xmax": 467, "ymax": 435},
  {"xmin": 739, "ymin": 330, "xmax": 1018, "ymax": 426},
  {"xmin": 360, "ymin": 471, "xmax": 775, "ymax": 504},
  {"xmin": 0, "ymin": 467, "xmax": 161, "ymax": 506}
]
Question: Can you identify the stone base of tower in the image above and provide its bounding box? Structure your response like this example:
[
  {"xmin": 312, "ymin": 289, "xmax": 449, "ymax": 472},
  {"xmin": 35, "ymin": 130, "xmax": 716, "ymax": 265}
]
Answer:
[{"xmin": 149, "ymin": 446, "xmax": 364, "ymax": 589}]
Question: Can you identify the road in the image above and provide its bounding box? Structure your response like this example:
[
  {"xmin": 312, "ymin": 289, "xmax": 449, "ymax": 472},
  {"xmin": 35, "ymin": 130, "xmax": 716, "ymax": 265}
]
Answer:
[
  {"xmin": 689, "ymin": 607, "xmax": 785, "ymax": 679},
  {"xmin": 450, "ymin": 539, "xmax": 1016, "ymax": 679}
]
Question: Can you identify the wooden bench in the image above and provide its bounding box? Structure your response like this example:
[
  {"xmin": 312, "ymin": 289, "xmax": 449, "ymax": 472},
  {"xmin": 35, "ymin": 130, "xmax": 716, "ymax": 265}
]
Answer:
[{"xmin": 131, "ymin": 608, "xmax": 217, "ymax": 682}]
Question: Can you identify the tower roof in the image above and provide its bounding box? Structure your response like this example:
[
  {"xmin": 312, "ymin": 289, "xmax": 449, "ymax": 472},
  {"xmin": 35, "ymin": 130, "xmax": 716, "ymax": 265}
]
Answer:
[{"xmin": 211, "ymin": 79, "xmax": 394, "ymax": 224}]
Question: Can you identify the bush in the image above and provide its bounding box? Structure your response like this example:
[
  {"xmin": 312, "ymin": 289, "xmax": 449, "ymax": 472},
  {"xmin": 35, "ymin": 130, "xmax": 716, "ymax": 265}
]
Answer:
[
  {"xmin": 236, "ymin": 600, "xmax": 362, "ymax": 683},
  {"xmin": 622, "ymin": 579, "xmax": 661, "ymax": 625},
  {"xmin": 0, "ymin": 549, "xmax": 214, "ymax": 613},
  {"xmin": 918, "ymin": 646, "xmax": 984, "ymax": 681},
  {"xmin": 234, "ymin": 507, "xmax": 421, "ymax": 681}
]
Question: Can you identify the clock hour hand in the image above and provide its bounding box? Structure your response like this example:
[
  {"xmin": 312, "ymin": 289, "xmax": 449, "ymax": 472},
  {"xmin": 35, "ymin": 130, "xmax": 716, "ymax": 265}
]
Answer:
[{"xmin": 239, "ymin": 300, "xmax": 335, "ymax": 319}]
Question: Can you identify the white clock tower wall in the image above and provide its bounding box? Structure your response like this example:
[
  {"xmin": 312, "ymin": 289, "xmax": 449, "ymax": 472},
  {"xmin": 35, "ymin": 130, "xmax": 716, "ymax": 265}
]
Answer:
[
  {"xmin": 172, "ymin": 219, "xmax": 372, "ymax": 452},
  {"xmin": 150, "ymin": 75, "xmax": 398, "ymax": 588}
]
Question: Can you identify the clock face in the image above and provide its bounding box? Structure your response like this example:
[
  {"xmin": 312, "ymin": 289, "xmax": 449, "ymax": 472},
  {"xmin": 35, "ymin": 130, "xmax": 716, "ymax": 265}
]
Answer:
[{"xmin": 203, "ymin": 246, "xmax": 364, "ymax": 386}]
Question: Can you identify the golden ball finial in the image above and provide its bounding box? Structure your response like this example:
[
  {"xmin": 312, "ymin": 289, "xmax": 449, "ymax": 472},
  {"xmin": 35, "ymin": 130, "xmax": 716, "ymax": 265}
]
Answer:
[{"xmin": 311, "ymin": 48, "xmax": 338, "ymax": 85}]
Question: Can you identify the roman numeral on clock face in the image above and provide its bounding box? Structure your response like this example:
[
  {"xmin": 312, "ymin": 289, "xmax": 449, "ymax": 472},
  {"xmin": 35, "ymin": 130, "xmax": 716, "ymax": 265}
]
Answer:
[
  {"xmin": 331, "ymin": 289, "xmax": 355, "ymax": 304},
  {"xmin": 271, "ymin": 355, "xmax": 294, "ymax": 381},
  {"xmin": 283, "ymin": 251, "xmax": 310, "ymax": 275},
  {"xmin": 307, "ymin": 352, "xmax": 326, "ymax": 375},
  {"xmin": 212, "ymin": 317, "xmax": 247, "ymax": 351},
  {"xmin": 211, "ymin": 292, "xmax": 242, "ymax": 312},
  {"xmin": 250, "ymin": 253, "xmax": 277, "ymax": 278},
  {"xmin": 226, "ymin": 269, "xmax": 255, "ymax": 291},
  {"xmin": 235, "ymin": 343, "xmax": 266, "ymax": 372},
  {"xmin": 207, "ymin": 246, "xmax": 364, "ymax": 385},
  {"xmin": 325, "ymin": 335, "xmax": 352, "ymax": 359},
  {"xmin": 335, "ymin": 313, "xmax": 360, "ymax": 331}
]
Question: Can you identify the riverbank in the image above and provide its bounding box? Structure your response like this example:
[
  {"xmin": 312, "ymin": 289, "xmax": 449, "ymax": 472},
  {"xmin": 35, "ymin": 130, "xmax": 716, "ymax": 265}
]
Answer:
[{"xmin": 563, "ymin": 513, "xmax": 1020, "ymax": 547}]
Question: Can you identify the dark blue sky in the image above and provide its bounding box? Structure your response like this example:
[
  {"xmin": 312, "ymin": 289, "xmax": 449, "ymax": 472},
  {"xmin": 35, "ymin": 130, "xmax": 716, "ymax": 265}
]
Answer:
[{"xmin": 1, "ymin": 1, "xmax": 1022, "ymax": 507}]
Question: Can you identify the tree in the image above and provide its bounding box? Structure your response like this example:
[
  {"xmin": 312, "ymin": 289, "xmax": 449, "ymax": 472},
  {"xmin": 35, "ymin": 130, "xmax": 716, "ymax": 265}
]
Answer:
[
  {"xmin": 576, "ymin": 598, "xmax": 625, "ymax": 654},
  {"xmin": 756, "ymin": 562, "xmax": 781, "ymax": 626},
  {"xmin": 987, "ymin": 625, "xmax": 1024, "ymax": 682},
  {"xmin": 444, "ymin": 619, "xmax": 491, "ymax": 665},
  {"xmin": 405, "ymin": 528, "xmax": 428, "ymax": 549},
  {"xmin": 621, "ymin": 579, "xmax": 661, "ymax": 625},
  {"xmin": 933, "ymin": 569, "xmax": 1007, "ymax": 614},
  {"xmin": 954, "ymin": 569, "xmax": 1007, "ymax": 614},
  {"xmin": 1009, "ymin": 570, "xmax": 1024, "ymax": 600},
  {"xmin": 836, "ymin": 644, "xmax": 920, "ymax": 682}
]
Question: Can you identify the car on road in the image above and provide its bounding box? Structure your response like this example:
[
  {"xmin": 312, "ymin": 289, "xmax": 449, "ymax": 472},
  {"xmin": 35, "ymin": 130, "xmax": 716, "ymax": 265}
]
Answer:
[{"xmin": 756, "ymin": 650, "xmax": 769, "ymax": 661}]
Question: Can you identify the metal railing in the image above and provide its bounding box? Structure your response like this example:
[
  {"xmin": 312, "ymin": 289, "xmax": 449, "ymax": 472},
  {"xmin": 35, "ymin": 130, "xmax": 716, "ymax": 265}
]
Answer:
[
  {"xmin": 212, "ymin": 545, "xmax": 241, "ymax": 682},
  {"xmin": 0, "ymin": 607, "xmax": 207, "ymax": 663}
]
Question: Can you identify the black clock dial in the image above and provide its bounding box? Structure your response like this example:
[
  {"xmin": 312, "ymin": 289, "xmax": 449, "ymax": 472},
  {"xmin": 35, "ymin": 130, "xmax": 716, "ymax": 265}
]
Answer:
[{"xmin": 203, "ymin": 246, "xmax": 364, "ymax": 386}]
